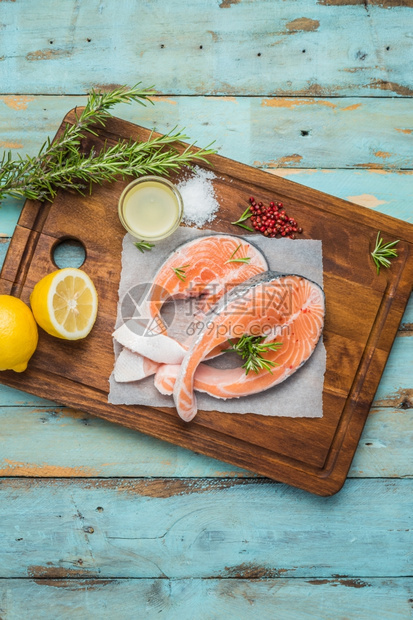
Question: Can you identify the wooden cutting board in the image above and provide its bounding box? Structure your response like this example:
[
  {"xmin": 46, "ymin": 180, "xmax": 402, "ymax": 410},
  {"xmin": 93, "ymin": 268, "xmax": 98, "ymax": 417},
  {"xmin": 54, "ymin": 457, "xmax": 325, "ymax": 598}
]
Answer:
[{"xmin": 1, "ymin": 109, "xmax": 412, "ymax": 496}]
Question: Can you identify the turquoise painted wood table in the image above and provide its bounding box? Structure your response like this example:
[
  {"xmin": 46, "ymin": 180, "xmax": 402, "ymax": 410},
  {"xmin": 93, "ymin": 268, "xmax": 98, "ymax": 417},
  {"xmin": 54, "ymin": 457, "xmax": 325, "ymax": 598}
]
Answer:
[{"xmin": 0, "ymin": 1, "xmax": 412, "ymax": 618}]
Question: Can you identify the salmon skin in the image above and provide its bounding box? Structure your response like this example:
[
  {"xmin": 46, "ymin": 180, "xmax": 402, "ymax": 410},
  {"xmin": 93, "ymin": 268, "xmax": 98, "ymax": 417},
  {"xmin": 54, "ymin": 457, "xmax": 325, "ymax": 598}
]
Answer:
[
  {"xmin": 173, "ymin": 271, "xmax": 325, "ymax": 422},
  {"xmin": 114, "ymin": 347, "xmax": 160, "ymax": 383},
  {"xmin": 146, "ymin": 234, "xmax": 269, "ymax": 337}
]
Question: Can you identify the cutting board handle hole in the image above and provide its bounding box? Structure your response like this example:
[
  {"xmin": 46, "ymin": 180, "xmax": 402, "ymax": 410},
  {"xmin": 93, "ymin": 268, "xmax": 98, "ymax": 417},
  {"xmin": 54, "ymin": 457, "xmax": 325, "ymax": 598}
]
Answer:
[{"xmin": 52, "ymin": 238, "xmax": 86, "ymax": 269}]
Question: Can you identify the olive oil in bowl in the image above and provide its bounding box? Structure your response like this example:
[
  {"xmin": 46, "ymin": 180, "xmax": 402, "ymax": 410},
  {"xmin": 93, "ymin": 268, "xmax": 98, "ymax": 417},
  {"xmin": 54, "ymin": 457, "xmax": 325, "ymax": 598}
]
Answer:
[{"xmin": 118, "ymin": 176, "xmax": 183, "ymax": 241}]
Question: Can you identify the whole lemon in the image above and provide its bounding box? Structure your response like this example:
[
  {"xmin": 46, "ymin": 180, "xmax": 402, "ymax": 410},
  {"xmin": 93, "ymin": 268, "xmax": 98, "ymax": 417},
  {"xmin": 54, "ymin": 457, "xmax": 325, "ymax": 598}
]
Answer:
[{"xmin": 0, "ymin": 295, "xmax": 38, "ymax": 372}]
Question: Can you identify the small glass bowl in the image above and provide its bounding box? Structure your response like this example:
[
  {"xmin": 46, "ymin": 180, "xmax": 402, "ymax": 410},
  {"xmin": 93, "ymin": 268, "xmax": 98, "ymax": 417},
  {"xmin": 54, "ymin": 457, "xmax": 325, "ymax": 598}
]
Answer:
[{"xmin": 118, "ymin": 175, "xmax": 184, "ymax": 241}]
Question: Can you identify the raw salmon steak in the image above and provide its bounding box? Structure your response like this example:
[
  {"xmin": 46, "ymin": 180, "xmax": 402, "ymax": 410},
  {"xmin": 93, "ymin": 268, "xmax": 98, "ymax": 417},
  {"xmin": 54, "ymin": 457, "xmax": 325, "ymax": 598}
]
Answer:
[
  {"xmin": 112, "ymin": 235, "xmax": 268, "ymax": 370},
  {"xmin": 146, "ymin": 234, "xmax": 269, "ymax": 336},
  {"xmin": 173, "ymin": 272, "xmax": 325, "ymax": 422}
]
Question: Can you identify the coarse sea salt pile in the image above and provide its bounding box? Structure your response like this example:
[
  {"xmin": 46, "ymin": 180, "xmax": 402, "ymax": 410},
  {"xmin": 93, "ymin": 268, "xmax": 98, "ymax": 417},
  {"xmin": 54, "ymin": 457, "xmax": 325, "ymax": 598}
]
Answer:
[{"xmin": 177, "ymin": 166, "xmax": 219, "ymax": 228}]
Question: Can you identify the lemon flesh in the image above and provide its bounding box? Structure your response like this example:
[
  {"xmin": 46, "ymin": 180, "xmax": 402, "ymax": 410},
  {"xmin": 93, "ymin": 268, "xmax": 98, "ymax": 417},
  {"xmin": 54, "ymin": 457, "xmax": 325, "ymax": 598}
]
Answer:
[
  {"xmin": 30, "ymin": 268, "xmax": 98, "ymax": 340},
  {"xmin": 0, "ymin": 295, "xmax": 38, "ymax": 372}
]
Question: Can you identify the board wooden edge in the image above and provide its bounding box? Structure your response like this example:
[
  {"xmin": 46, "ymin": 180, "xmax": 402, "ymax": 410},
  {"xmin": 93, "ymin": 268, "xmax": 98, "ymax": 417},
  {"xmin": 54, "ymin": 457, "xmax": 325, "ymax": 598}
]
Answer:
[
  {"xmin": 0, "ymin": 366, "xmax": 346, "ymax": 496},
  {"xmin": 0, "ymin": 108, "xmax": 412, "ymax": 496}
]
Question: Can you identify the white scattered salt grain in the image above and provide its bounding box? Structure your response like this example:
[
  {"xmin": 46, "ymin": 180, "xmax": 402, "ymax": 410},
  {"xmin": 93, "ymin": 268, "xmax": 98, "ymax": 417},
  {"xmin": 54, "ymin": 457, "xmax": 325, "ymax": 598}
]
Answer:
[{"xmin": 177, "ymin": 166, "xmax": 219, "ymax": 228}]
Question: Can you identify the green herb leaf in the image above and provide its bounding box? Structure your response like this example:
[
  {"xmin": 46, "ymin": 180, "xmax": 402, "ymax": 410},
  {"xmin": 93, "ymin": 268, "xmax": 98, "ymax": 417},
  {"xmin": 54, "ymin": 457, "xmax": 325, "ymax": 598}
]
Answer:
[
  {"xmin": 226, "ymin": 334, "xmax": 283, "ymax": 375},
  {"xmin": 233, "ymin": 222, "xmax": 254, "ymax": 232},
  {"xmin": 134, "ymin": 240, "xmax": 155, "ymax": 253},
  {"xmin": 371, "ymin": 231, "xmax": 400, "ymax": 275},
  {"xmin": 225, "ymin": 243, "xmax": 251, "ymax": 265},
  {"xmin": 231, "ymin": 206, "xmax": 251, "ymax": 226},
  {"xmin": 172, "ymin": 264, "xmax": 190, "ymax": 282}
]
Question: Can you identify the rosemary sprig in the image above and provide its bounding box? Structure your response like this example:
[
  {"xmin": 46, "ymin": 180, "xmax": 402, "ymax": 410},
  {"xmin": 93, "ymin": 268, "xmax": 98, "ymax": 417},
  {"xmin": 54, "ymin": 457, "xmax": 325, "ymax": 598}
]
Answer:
[
  {"xmin": 234, "ymin": 222, "xmax": 254, "ymax": 232},
  {"xmin": 232, "ymin": 206, "xmax": 254, "ymax": 231},
  {"xmin": 371, "ymin": 231, "xmax": 400, "ymax": 275},
  {"xmin": 225, "ymin": 243, "xmax": 251, "ymax": 264},
  {"xmin": 41, "ymin": 83, "xmax": 157, "ymax": 157},
  {"xmin": 134, "ymin": 241, "xmax": 154, "ymax": 253},
  {"xmin": 0, "ymin": 84, "xmax": 216, "ymax": 203},
  {"xmin": 231, "ymin": 206, "xmax": 251, "ymax": 225},
  {"xmin": 226, "ymin": 334, "xmax": 283, "ymax": 375},
  {"xmin": 172, "ymin": 264, "xmax": 190, "ymax": 282}
]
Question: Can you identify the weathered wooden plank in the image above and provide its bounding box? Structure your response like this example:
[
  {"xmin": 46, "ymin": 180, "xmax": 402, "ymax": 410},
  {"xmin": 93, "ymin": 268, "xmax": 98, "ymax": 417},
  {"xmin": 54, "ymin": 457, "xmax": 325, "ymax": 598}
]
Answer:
[
  {"xmin": 0, "ymin": 383, "xmax": 55, "ymax": 407},
  {"xmin": 1, "ymin": 578, "xmax": 412, "ymax": 620},
  {"xmin": 1, "ymin": 96, "xmax": 412, "ymax": 172},
  {"xmin": 0, "ymin": 478, "xmax": 411, "ymax": 578},
  {"xmin": 1, "ymin": 0, "xmax": 412, "ymax": 96},
  {"xmin": 350, "ymin": 407, "xmax": 413, "ymax": 477},
  {"xmin": 0, "ymin": 405, "xmax": 410, "ymax": 479},
  {"xmin": 373, "ymin": 335, "xmax": 413, "ymax": 408}
]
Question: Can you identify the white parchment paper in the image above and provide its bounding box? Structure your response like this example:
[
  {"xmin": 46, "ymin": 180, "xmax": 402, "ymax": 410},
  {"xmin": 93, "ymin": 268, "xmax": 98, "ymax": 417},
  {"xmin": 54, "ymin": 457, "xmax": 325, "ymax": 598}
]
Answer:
[{"xmin": 108, "ymin": 228, "xmax": 326, "ymax": 417}]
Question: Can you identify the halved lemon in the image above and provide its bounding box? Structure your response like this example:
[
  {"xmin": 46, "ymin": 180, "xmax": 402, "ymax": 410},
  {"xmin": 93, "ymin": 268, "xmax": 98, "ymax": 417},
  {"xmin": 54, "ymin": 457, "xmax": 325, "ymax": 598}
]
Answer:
[{"xmin": 30, "ymin": 268, "xmax": 98, "ymax": 340}]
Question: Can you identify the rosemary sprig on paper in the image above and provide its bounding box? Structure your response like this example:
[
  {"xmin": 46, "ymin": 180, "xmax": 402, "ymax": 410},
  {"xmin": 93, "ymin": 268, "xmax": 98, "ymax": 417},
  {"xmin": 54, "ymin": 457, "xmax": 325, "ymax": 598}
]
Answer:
[
  {"xmin": 0, "ymin": 84, "xmax": 216, "ymax": 203},
  {"xmin": 225, "ymin": 243, "xmax": 251, "ymax": 265},
  {"xmin": 226, "ymin": 334, "xmax": 283, "ymax": 375},
  {"xmin": 134, "ymin": 241, "xmax": 155, "ymax": 253},
  {"xmin": 371, "ymin": 231, "xmax": 399, "ymax": 275},
  {"xmin": 172, "ymin": 264, "xmax": 190, "ymax": 282}
]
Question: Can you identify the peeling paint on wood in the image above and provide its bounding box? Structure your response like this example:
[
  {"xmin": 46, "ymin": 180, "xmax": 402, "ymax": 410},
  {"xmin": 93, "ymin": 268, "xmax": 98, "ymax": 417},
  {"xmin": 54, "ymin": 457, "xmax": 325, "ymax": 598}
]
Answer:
[
  {"xmin": 374, "ymin": 150, "xmax": 392, "ymax": 159},
  {"xmin": 375, "ymin": 387, "xmax": 413, "ymax": 409},
  {"xmin": 356, "ymin": 162, "xmax": 405, "ymax": 170},
  {"xmin": 365, "ymin": 80, "xmax": 413, "ymax": 97},
  {"xmin": 26, "ymin": 49, "xmax": 72, "ymax": 62},
  {"xmin": 28, "ymin": 566, "xmax": 92, "ymax": 580},
  {"xmin": 222, "ymin": 563, "xmax": 290, "ymax": 578},
  {"xmin": 318, "ymin": 0, "xmax": 413, "ymax": 7},
  {"xmin": 342, "ymin": 103, "xmax": 362, "ymax": 111},
  {"xmin": 261, "ymin": 98, "xmax": 336, "ymax": 108},
  {"xmin": 114, "ymin": 478, "xmax": 252, "ymax": 498},
  {"xmin": 346, "ymin": 193, "xmax": 387, "ymax": 208},
  {"xmin": 307, "ymin": 577, "xmax": 370, "ymax": 588},
  {"xmin": 91, "ymin": 82, "xmax": 124, "ymax": 92},
  {"xmin": 0, "ymin": 578, "xmax": 412, "ymax": 619},
  {"xmin": 31, "ymin": 578, "xmax": 113, "ymax": 590},
  {"xmin": 0, "ymin": 140, "xmax": 23, "ymax": 148},
  {"xmin": 150, "ymin": 96, "xmax": 177, "ymax": 105},
  {"xmin": 255, "ymin": 154, "xmax": 303, "ymax": 167},
  {"xmin": 219, "ymin": 0, "xmax": 241, "ymax": 7},
  {"xmin": 0, "ymin": 95, "xmax": 34, "ymax": 110},
  {"xmin": 0, "ymin": 458, "xmax": 98, "ymax": 477},
  {"xmin": 285, "ymin": 18, "xmax": 320, "ymax": 32}
]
